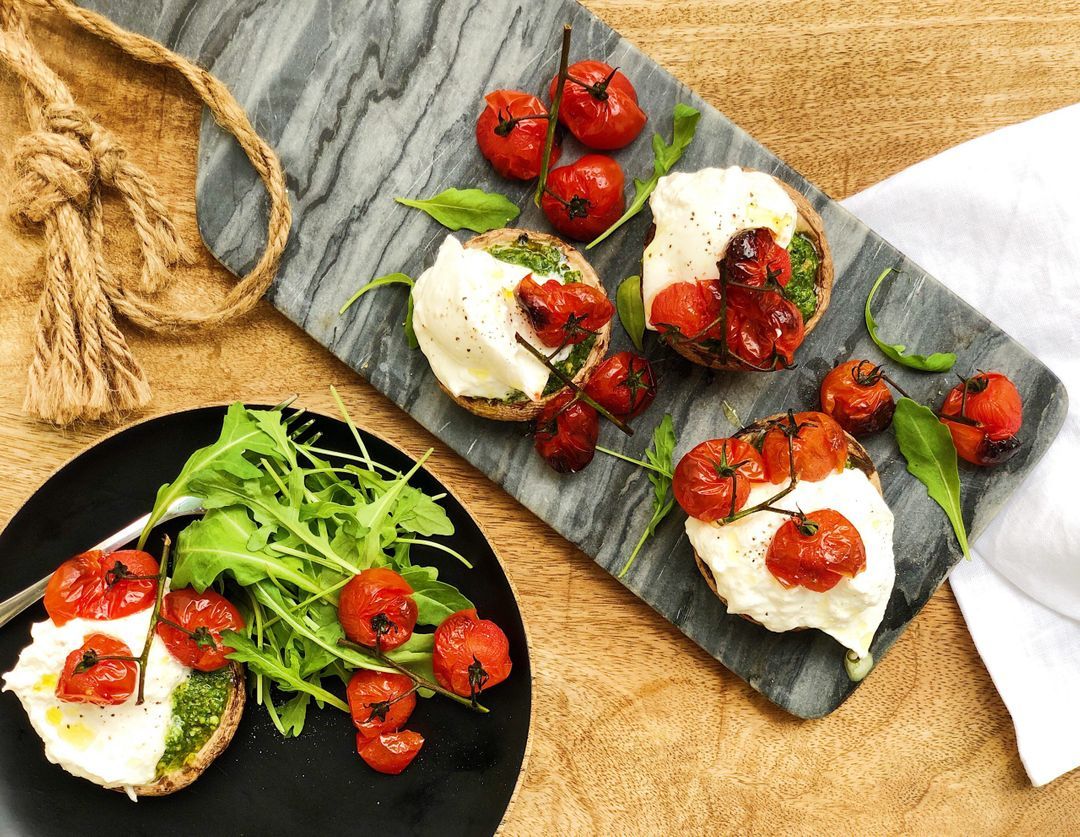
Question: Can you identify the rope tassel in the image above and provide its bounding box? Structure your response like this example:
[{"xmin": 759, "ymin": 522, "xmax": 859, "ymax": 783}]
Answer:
[{"xmin": 0, "ymin": 0, "xmax": 291, "ymax": 425}]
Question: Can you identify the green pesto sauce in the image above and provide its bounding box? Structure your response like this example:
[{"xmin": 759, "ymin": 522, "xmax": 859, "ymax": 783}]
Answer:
[
  {"xmin": 785, "ymin": 232, "xmax": 819, "ymax": 321},
  {"xmin": 486, "ymin": 237, "xmax": 582, "ymax": 283},
  {"xmin": 156, "ymin": 667, "xmax": 231, "ymax": 776},
  {"xmin": 541, "ymin": 333, "xmax": 597, "ymax": 397}
]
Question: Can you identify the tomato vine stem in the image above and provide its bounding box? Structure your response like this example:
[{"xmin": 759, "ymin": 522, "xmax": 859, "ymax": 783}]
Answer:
[
  {"xmin": 515, "ymin": 333, "xmax": 634, "ymax": 436},
  {"xmin": 534, "ymin": 24, "xmax": 572, "ymax": 207},
  {"xmin": 135, "ymin": 535, "xmax": 171, "ymax": 705},
  {"xmin": 337, "ymin": 638, "xmax": 489, "ymax": 714}
]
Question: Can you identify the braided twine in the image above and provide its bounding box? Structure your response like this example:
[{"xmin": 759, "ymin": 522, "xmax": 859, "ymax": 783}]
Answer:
[{"xmin": 0, "ymin": 0, "xmax": 291, "ymax": 424}]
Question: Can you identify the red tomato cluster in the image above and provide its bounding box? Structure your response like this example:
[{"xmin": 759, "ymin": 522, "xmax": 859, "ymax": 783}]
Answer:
[
  {"xmin": 532, "ymin": 351, "xmax": 658, "ymax": 474},
  {"xmin": 338, "ymin": 567, "xmax": 419, "ymax": 652},
  {"xmin": 673, "ymin": 438, "xmax": 766, "ymax": 521},
  {"xmin": 760, "ymin": 411, "xmax": 847, "ymax": 484},
  {"xmin": 337, "ymin": 568, "xmax": 513, "ymax": 775},
  {"xmin": 56, "ymin": 633, "xmax": 137, "ymax": 706},
  {"xmin": 939, "ymin": 371, "xmax": 1023, "ymax": 466},
  {"xmin": 765, "ymin": 509, "xmax": 867, "ymax": 592},
  {"xmin": 475, "ymin": 90, "xmax": 560, "ymax": 180},
  {"xmin": 156, "ymin": 587, "xmax": 245, "ymax": 672},
  {"xmin": 651, "ymin": 228, "xmax": 807, "ymax": 370},
  {"xmin": 515, "ymin": 273, "xmax": 614, "ymax": 348},
  {"xmin": 347, "ymin": 670, "xmax": 423, "ymax": 775},
  {"xmin": 477, "ymin": 60, "xmax": 647, "ymax": 241},
  {"xmin": 819, "ymin": 360, "xmax": 897, "ymax": 437},
  {"xmin": 44, "ymin": 549, "xmax": 159, "ymax": 626}
]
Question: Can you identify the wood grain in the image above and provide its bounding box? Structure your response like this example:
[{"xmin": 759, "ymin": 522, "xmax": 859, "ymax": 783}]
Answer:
[{"xmin": 0, "ymin": 2, "xmax": 1077, "ymax": 833}]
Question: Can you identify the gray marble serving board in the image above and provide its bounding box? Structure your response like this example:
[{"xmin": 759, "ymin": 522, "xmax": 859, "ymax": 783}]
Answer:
[{"xmin": 86, "ymin": 0, "xmax": 1067, "ymax": 718}]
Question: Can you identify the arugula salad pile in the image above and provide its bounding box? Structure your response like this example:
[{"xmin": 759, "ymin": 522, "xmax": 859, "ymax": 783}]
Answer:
[{"xmin": 137, "ymin": 392, "xmax": 476, "ymax": 736}]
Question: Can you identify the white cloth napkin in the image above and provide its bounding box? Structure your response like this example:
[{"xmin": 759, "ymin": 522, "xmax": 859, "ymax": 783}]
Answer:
[{"xmin": 841, "ymin": 103, "xmax": 1080, "ymax": 786}]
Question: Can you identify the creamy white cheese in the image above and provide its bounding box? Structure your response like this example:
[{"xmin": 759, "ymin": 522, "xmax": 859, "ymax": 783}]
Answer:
[
  {"xmin": 3, "ymin": 605, "xmax": 191, "ymax": 793},
  {"xmin": 411, "ymin": 235, "xmax": 572, "ymax": 401},
  {"xmin": 686, "ymin": 468, "xmax": 895, "ymax": 657},
  {"xmin": 642, "ymin": 166, "xmax": 798, "ymax": 329}
]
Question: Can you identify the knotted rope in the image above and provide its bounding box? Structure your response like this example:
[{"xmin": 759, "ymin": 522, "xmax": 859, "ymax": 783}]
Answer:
[{"xmin": 0, "ymin": 0, "xmax": 291, "ymax": 425}]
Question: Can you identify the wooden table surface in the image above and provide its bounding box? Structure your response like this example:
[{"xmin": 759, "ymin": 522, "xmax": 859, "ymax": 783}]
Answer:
[{"xmin": 2, "ymin": 2, "xmax": 1078, "ymax": 833}]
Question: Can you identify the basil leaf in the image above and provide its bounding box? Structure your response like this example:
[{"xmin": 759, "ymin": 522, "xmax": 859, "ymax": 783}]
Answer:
[
  {"xmin": 616, "ymin": 274, "xmax": 646, "ymax": 351},
  {"xmin": 395, "ymin": 187, "xmax": 520, "ymax": 233},
  {"xmin": 865, "ymin": 268, "xmax": 957, "ymax": 372},
  {"xmin": 892, "ymin": 397, "xmax": 971, "ymax": 558},
  {"xmin": 587, "ymin": 104, "xmax": 701, "ymax": 249},
  {"xmin": 339, "ymin": 272, "xmax": 419, "ymax": 349}
]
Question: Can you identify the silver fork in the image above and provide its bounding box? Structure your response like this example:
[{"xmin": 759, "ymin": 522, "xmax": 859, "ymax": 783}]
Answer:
[{"xmin": 0, "ymin": 495, "xmax": 205, "ymax": 629}]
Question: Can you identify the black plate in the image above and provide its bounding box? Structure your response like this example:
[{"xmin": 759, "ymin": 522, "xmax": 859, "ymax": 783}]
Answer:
[{"xmin": 0, "ymin": 407, "xmax": 531, "ymax": 837}]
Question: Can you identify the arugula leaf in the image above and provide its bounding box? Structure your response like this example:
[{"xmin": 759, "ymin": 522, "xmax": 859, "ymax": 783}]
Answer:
[
  {"xmin": 400, "ymin": 567, "xmax": 474, "ymax": 626},
  {"xmin": 138, "ymin": 403, "xmax": 278, "ymax": 548},
  {"xmin": 278, "ymin": 691, "xmax": 311, "ymax": 737},
  {"xmin": 395, "ymin": 187, "xmax": 519, "ymax": 233},
  {"xmin": 616, "ymin": 275, "xmax": 646, "ymax": 351},
  {"xmin": 892, "ymin": 398, "xmax": 971, "ymax": 558},
  {"xmin": 865, "ymin": 268, "xmax": 957, "ymax": 372},
  {"xmin": 616, "ymin": 414, "xmax": 677, "ymax": 578},
  {"xmin": 173, "ymin": 507, "xmax": 320, "ymax": 594},
  {"xmin": 223, "ymin": 631, "xmax": 349, "ymax": 713},
  {"xmin": 587, "ymin": 104, "xmax": 701, "ymax": 248},
  {"xmin": 338, "ymin": 273, "xmax": 419, "ymax": 349}
]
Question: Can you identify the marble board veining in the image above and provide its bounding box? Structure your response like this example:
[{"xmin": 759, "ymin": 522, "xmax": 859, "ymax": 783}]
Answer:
[{"xmin": 85, "ymin": 0, "xmax": 1067, "ymax": 718}]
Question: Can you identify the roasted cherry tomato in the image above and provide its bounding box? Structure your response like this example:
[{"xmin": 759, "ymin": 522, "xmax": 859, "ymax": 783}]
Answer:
[
  {"xmin": 533, "ymin": 391, "xmax": 599, "ymax": 474},
  {"xmin": 549, "ymin": 60, "xmax": 646, "ymax": 150},
  {"xmin": 723, "ymin": 228, "xmax": 792, "ymax": 289},
  {"xmin": 819, "ymin": 359, "xmax": 896, "ymax": 436},
  {"xmin": 347, "ymin": 669, "xmax": 417, "ymax": 741},
  {"xmin": 765, "ymin": 509, "xmax": 867, "ymax": 592},
  {"xmin": 650, "ymin": 280, "xmax": 720, "ymax": 342},
  {"xmin": 56, "ymin": 633, "xmax": 137, "ymax": 706},
  {"xmin": 940, "ymin": 371, "xmax": 1023, "ymax": 466},
  {"xmin": 541, "ymin": 154, "xmax": 626, "ymax": 241},
  {"xmin": 761, "ymin": 411, "xmax": 847, "ymax": 484},
  {"xmin": 724, "ymin": 287, "xmax": 805, "ymax": 371},
  {"xmin": 433, "ymin": 609, "xmax": 512, "ymax": 699},
  {"xmin": 357, "ymin": 729, "xmax": 425, "ymax": 775},
  {"xmin": 584, "ymin": 351, "xmax": 657, "ymax": 419},
  {"xmin": 673, "ymin": 438, "xmax": 767, "ymax": 522},
  {"xmin": 516, "ymin": 274, "xmax": 614, "ymax": 348},
  {"xmin": 475, "ymin": 89, "xmax": 560, "ymax": 180},
  {"xmin": 338, "ymin": 568, "xmax": 418, "ymax": 652},
  {"xmin": 156, "ymin": 588, "xmax": 245, "ymax": 671},
  {"xmin": 43, "ymin": 549, "xmax": 159, "ymax": 626}
]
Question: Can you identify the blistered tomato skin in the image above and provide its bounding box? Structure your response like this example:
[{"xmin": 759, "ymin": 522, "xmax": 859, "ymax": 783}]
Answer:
[
  {"xmin": 724, "ymin": 228, "xmax": 792, "ymax": 288},
  {"xmin": 156, "ymin": 588, "xmax": 245, "ymax": 671},
  {"xmin": 940, "ymin": 371, "xmax": 1023, "ymax": 466},
  {"xmin": 650, "ymin": 280, "xmax": 720, "ymax": 342},
  {"xmin": 673, "ymin": 438, "xmax": 767, "ymax": 522},
  {"xmin": 533, "ymin": 391, "xmax": 600, "ymax": 474},
  {"xmin": 44, "ymin": 549, "xmax": 159, "ymax": 626},
  {"xmin": 765, "ymin": 509, "xmax": 867, "ymax": 592},
  {"xmin": 347, "ymin": 670, "xmax": 417, "ymax": 741},
  {"xmin": 584, "ymin": 351, "xmax": 657, "ymax": 419},
  {"xmin": 515, "ymin": 274, "xmax": 614, "ymax": 348},
  {"xmin": 761, "ymin": 411, "xmax": 848, "ymax": 484},
  {"xmin": 338, "ymin": 568, "xmax": 418, "ymax": 652},
  {"xmin": 358, "ymin": 730, "xmax": 425, "ymax": 775},
  {"xmin": 475, "ymin": 90, "xmax": 560, "ymax": 180},
  {"xmin": 433, "ymin": 609, "xmax": 512, "ymax": 699},
  {"xmin": 549, "ymin": 60, "xmax": 646, "ymax": 150},
  {"xmin": 55, "ymin": 633, "xmax": 138, "ymax": 706},
  {"xmin": 541, "ymin": 154, "xmax": 626, "ymax": 241},
  {"xmin": 819, "ymin": 360, "xmax": 896, "ymax": 437}
]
